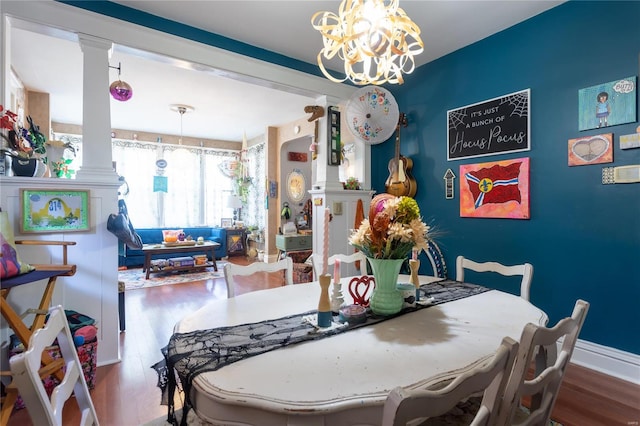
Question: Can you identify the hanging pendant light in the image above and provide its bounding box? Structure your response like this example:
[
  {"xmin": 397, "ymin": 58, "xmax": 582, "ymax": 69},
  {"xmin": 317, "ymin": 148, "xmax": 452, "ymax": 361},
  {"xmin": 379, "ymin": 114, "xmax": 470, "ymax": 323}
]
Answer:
[
  {"xmin": 109, "ymin": 62, "xmax": 133, "ymax": 101},
  {"xmin": 311, "ymin": 0, "xmax": 423, "ymax": 85},
  {"xmin": 169, "ymin": 104, "xmax": 195, "ymax": 145}
]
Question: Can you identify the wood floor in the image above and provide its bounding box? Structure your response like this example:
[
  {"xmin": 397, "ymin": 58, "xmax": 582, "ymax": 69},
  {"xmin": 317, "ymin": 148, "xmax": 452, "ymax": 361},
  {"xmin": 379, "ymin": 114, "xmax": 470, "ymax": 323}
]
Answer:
[{"xmin": 5, "ymin": 256, "xmax": 639, "ymax": 425}]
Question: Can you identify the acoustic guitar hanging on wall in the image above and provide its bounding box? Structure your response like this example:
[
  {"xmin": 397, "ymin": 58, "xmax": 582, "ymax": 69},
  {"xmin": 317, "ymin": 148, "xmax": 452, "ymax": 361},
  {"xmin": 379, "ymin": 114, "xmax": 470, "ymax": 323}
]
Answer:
[{"xmin": 385, "ymin": 113, "xmax": 417, "ymax": 197}]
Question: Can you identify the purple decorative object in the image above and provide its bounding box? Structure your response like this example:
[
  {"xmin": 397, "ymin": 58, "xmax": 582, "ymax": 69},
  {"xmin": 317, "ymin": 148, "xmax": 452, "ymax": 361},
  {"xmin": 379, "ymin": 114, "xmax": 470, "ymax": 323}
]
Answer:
[{"xmin": 109, "ymin": 80, "xmax": 133, "ymax": 101}]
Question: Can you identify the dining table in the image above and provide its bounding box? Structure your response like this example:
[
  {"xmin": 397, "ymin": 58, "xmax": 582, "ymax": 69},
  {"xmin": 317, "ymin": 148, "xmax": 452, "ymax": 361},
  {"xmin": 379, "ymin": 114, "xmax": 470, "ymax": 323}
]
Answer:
[{"xmin": 162, "ymin": 274, "xmax": 548, "ymax": 426}]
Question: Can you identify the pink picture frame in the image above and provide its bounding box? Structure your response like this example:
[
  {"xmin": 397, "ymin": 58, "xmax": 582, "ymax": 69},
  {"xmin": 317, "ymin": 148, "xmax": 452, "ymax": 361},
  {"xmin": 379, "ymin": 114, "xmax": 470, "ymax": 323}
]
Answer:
[{"xmin": 459, "ymin": 157, "xmax": 530, "ymax": 219}]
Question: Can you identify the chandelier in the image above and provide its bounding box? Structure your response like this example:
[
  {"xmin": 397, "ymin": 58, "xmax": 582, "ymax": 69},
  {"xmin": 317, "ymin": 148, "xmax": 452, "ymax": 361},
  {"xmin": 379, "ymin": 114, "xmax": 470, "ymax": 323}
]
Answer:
[{"xmin": 311, "ymin": 0, "xmax": 423, "ymax": 85}]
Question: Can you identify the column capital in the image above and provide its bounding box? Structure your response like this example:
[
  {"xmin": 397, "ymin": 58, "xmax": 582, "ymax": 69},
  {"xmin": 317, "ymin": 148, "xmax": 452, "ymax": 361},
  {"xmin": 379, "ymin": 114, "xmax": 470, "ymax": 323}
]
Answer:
[{"xmin": 78, "ymin": 33, "xmax": 113, "ymax": 52}]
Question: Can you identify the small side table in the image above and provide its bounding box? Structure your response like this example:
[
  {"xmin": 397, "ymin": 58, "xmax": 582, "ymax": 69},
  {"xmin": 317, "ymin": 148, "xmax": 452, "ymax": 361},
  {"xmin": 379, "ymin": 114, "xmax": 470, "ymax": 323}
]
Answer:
[{"xmin": 226, "ymin": 228, "xmax": 247, "ymax": 256}]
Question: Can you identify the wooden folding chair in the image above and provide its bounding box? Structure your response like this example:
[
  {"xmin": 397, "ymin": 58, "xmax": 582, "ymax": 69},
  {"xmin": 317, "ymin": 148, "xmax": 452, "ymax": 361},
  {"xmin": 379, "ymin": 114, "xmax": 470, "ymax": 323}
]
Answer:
[{"xmin": 1, "ymin": 240, "xmax": 76, "ymax": 425}]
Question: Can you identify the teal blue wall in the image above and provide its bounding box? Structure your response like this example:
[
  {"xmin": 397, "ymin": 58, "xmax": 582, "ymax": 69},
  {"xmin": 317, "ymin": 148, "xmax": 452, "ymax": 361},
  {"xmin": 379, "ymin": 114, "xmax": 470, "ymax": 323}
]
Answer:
[
  {"xmin": 68, "ymin": 1, "xmax": 639, "ymax": 354},
  {"xmin": 376, "ymin": 1, "xmax": 639, "ymax": 354}
]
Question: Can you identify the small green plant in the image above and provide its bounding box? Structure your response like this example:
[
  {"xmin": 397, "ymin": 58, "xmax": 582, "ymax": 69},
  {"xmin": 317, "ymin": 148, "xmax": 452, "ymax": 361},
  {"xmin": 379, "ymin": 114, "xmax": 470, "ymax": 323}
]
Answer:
[{"xmin": 344, "ymin": 177, "xmax": 360, "ymax": 190}]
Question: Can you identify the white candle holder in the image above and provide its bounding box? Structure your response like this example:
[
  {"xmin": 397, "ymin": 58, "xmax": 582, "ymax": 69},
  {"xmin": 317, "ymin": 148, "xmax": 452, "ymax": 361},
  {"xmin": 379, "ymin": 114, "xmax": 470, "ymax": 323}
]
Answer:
[{"xmin": 331, "ymin": 281, "xmax": 346, "ymax": 313}]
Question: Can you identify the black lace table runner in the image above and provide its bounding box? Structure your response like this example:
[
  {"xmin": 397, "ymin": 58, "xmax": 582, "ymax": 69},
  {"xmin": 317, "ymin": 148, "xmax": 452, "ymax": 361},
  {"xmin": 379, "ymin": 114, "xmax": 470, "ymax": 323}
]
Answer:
[{"xmin": 152, "ymin": 279, "xmax": 489, "ymax": 425}]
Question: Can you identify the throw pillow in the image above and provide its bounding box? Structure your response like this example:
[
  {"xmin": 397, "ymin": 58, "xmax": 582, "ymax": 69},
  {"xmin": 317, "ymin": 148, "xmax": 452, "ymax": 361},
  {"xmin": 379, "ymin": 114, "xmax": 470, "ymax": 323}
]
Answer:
[{"xmin": 0, "ymin": 210, "xmax": 34, "ymax": 279}]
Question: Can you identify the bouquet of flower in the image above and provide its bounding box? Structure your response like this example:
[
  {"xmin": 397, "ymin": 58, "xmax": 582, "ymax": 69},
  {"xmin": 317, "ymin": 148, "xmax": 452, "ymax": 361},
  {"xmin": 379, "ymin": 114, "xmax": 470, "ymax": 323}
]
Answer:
[
  {"xmin": 0, "ymin": 105, "xmax": 47, "ymax": 160},
  {"xmin": 349, "ymin": 193, "xmax": 431, "ymax": 259}
]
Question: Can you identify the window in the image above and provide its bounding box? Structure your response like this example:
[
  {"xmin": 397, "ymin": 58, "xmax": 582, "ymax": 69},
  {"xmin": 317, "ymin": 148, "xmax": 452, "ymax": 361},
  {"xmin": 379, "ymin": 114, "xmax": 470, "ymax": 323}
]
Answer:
[
  {"xmin": 112, "ymin": 139, "xmax": 236, "ymax": 228},
  {"xmin": 53, "ymin": 135, "xmax": 266, "ymax": 230}
]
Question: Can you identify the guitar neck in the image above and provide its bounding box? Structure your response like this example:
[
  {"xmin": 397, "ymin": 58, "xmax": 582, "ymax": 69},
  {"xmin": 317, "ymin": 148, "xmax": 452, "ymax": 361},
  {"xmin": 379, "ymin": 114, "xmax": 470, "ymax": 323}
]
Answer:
[
  {"xmin": 394, "ymin": 129, "xmax": 401, "ymax": 163},
  {"xmin": 394, "ymin": 113, "xmax": 406, "ymax": 163}
]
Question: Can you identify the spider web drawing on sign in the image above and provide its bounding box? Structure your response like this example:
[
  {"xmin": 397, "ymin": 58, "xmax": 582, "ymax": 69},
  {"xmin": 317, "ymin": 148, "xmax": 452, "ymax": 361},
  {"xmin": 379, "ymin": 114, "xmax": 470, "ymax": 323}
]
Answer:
[
  {"xmin": 500, "ymin": 92, "xmax": 529, "ymax": 118},
  {"xmin": 448, "ymin": 109, "xmax": 467, "ymax": 131}
]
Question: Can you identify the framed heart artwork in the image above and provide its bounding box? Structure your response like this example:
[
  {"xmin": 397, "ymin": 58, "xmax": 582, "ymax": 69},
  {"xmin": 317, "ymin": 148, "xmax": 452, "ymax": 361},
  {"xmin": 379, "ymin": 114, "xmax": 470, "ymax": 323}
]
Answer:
[{"xmin": 568, "ymin": 133, "xmax": 613, "ymax": 166}]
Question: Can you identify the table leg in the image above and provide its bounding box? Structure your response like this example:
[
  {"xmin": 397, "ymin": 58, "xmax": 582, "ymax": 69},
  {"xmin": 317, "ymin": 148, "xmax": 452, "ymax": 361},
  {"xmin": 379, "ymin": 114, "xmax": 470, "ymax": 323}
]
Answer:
[
  {"xmin": 209, "ymin": 246, "xmax": 218, "ymax": 271},
  {"xmin": 119, "ymin": 289, "xmax": 126, "ymax": 331},
  {"xmin": 144, "ymin": 252, "xmax": 152, "ymax": 279}
]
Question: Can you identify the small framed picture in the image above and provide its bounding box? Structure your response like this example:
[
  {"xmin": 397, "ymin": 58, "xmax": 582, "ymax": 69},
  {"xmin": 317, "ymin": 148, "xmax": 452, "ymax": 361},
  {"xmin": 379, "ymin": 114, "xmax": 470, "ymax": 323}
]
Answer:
[
  {"xmin": 221, "ymin": 218, "xmax": 233, "ymax": 228},
  {"xmin": 20, "ymin": 189, "xmax": 90, "ymax": 233}
]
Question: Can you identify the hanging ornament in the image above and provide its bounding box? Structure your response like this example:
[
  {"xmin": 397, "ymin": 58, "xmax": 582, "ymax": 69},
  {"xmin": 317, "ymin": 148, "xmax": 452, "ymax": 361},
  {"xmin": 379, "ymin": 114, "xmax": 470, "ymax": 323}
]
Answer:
[{"xmin": 109, "ymin": 62, "xmax": 133, "ymax": 102}]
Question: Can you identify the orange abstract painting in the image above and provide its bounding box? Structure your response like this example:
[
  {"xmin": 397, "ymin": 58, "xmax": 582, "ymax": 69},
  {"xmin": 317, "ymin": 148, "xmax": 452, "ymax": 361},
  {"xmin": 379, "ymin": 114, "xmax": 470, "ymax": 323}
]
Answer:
[{"xmin": 460, "ymin": 157, "xmax": 530, "ymax": 219}]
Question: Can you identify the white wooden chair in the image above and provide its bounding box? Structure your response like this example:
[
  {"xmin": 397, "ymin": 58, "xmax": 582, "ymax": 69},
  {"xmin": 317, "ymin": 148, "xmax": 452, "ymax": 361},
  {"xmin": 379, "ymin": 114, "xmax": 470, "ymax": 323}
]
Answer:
[
  {"xmin": 9, "ymin": 305, "xmax": 99, "ymax": 426},
  {"xmin": 311, "ymin": 252, "xmax": 368, "ymax": 279},
  {"xmin": 382, "ymin": 336, "xmax": 519, "ymax": 426},
  {"xmin": 223, "ymin": 257, "xmax": 293, "ymax": 298},
  {"xmin": 496, "ymin": 299, "xmax": 590, "ymax": 426},
  {"xmin": 456, "ymin": 256, "xmax": 534, "ymax": 300}
]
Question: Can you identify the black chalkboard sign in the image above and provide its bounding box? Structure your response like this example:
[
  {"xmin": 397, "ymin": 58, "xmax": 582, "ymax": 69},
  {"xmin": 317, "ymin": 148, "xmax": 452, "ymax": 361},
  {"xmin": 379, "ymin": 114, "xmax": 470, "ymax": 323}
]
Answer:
[{"xmin": 447, "ymin": 89, "xmax": 530, "ymax": 161}]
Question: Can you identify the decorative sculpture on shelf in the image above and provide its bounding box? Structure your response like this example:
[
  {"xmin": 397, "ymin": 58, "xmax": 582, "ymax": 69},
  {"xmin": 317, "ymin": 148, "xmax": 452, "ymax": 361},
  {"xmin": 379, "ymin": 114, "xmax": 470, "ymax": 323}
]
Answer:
[{"xmin": 305, "ymin": 105, "xmax": 324, "ymax": 161}]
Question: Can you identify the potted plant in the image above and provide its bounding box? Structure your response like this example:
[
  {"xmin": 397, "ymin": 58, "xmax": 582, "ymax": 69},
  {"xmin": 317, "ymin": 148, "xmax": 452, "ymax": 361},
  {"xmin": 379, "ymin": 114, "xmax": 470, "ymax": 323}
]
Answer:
[
  {"xmin": 344, "ymin": 177, "xmax": 360, "ymax": 190},
  {"xmin": 50, "ymin": 140, "xmax": 77, "ymax": 178},
  {"xmin": 1, "ymin": 105, "xmax": 48, "ymax": 176}
]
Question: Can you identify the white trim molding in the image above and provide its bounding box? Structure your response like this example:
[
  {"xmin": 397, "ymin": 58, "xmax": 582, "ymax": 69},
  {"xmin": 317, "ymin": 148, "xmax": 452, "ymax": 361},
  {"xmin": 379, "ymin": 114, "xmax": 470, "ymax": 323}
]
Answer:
[{"xmin": 569, "ymin": 338, "xmax": 640, "ymax": 385}]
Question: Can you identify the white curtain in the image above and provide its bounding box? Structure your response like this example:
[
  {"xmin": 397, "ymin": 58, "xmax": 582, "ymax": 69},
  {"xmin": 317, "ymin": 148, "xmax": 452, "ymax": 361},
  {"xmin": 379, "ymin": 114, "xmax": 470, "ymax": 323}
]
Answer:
[{"xmin": 112, "ymin": 139, "xmax": 235, "ymax": 228}]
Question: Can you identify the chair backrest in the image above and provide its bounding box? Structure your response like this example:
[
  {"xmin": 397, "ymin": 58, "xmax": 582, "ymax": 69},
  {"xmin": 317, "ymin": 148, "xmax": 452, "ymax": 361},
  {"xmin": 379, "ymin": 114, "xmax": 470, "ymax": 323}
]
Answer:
[
  {"xmin": 224, "ymin": 257, "xmax": 293, "ymax": 298},
  {"xmin": 382, "ymin": 336, "xmax": 519, "ymax": 426},
  {"xmin": 9, "ymin": 305, "xmax": 98, "ymax": 426},
  {"xmin": 424, "ymin": 239, "xmax": 447, "ymax": 278},
  {"xmin": 311, "ymin": 252, "xmax": 368, "ymax": 279},
  {"xmin": 456, "ymin": 256, "xmax": 533, "ymax": 300},
  {"xmin": 497, "ymin": 299, "xmax": 590, "ymax": 426}
]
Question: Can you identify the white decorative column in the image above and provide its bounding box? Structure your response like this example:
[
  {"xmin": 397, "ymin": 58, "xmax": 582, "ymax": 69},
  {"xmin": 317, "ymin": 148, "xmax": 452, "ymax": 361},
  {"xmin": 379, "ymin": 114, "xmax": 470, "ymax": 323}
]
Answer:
[
  {"xmin": 308, "ymin": 93, "xmax": 374, "ymax": 273},
  {"xmin": 76, "ymin": 33, "xmax": 118, "ymax": 181},
  {"xmin": 309, "ymin": 189, "xmax": 374, "ymax": 279}
]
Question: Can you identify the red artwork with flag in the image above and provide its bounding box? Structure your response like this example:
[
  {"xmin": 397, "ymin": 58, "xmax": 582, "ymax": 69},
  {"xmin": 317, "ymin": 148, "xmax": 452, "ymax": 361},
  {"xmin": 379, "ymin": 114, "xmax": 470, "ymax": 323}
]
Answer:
[{"xmin": 460, "ymin": 158, "xmax": 530, "ymax": 219}]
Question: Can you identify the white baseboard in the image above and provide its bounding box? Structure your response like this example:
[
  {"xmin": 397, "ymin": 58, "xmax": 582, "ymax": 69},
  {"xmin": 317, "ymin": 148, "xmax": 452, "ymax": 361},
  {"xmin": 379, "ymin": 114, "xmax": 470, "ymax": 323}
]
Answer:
[{"xmin": 568, "ymin": 338, "xmax": 640, "ymax": 385}]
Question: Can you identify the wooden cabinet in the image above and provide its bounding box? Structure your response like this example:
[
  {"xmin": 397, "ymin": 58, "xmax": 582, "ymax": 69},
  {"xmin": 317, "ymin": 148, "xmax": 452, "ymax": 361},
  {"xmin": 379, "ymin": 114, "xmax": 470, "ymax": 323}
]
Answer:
[{"xmin": 226, "ymin": 228, "xmax": 247, "ymax": 256}]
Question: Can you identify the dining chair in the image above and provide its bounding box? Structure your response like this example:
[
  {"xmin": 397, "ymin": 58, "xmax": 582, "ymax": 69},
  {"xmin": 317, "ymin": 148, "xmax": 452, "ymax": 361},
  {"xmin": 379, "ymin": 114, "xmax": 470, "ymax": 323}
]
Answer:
[
  {"xmin": 456, "ymin": 256, "xmax": 533, "ymax": 301},
  {"xmin": 311, "ymin": 252, "xmax": 368, "ymax": 279},
  {"xmin": 381, "ymin": 336, "xmax": 519, "ymax": 426},
  {"xmin": 496, "ymin": 299, "xmax": 590, "ymax": 426},
  {"xmin": 223, "ymin": 257, "xmax": 293, "ymax": 298},
  {"xmin": 9, "ymin": 305, "xmax": 99, "ymax": 426},
  {"xmin": 425, "ymin": 239, "xmax": 448, "ymax": 278}
]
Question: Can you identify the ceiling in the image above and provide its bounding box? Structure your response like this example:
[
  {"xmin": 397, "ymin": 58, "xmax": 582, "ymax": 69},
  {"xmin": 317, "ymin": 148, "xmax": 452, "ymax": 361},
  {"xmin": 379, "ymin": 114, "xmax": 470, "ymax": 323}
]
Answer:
[{"xmin": 9, "ymin": 1, "xmax": 564, "ymax": 143}]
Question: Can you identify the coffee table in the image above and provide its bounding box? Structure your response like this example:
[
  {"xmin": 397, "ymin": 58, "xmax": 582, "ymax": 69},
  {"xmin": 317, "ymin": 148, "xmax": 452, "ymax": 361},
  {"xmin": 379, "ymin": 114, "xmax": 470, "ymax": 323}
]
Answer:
[{"xmin": 141, "ymin": 241, "xmax": 220, "ymax": 279}]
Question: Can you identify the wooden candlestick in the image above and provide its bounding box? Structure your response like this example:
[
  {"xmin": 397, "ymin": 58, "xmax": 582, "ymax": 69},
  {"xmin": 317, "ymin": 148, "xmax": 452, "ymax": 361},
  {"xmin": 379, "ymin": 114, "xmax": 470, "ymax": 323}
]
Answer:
[
  {"xmin": 409, "ymin": 259, "xmax": 420, "ymax": 301},
  {"xmin": 317, "ymin": 274, "xmax": 332, "ymax": 327}
]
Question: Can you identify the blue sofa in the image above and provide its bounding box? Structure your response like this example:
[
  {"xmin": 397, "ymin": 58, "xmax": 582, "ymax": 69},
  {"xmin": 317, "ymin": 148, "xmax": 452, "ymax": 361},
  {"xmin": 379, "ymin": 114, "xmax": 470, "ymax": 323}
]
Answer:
[{"xmin": 119, "ymin": 227, "xmax": 227, "ymax": 268}]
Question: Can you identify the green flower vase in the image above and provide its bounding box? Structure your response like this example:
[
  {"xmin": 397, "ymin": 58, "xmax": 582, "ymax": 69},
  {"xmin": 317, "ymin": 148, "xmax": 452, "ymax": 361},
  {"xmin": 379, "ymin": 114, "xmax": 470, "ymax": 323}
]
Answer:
[{"xmin": 367, "ymin": 257, "xmax": 405, "ymax": 316}]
